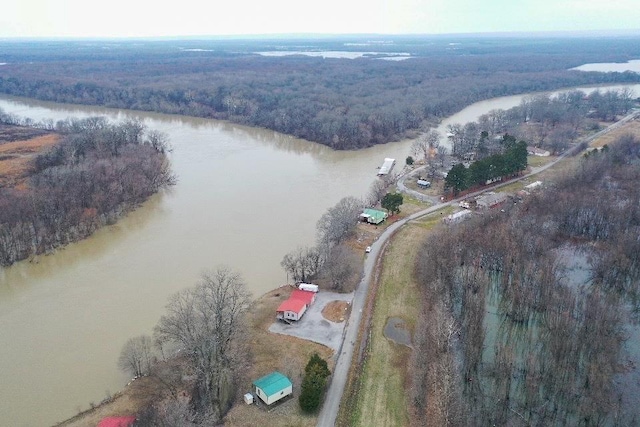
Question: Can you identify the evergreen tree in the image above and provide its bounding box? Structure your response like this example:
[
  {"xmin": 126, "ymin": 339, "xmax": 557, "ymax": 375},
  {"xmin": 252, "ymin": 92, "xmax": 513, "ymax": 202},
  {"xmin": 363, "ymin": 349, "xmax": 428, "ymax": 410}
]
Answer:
[{"xmin": 381, "ymin": 192, "xmax": 404, "ymax": 214}]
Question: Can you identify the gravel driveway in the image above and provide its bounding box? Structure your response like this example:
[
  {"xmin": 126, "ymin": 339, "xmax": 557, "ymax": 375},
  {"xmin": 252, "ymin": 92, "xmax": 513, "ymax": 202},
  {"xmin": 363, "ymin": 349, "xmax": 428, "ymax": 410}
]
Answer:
[{"xmin": 268, "ymin": 291, "xmax": 354, "ymax": 351}]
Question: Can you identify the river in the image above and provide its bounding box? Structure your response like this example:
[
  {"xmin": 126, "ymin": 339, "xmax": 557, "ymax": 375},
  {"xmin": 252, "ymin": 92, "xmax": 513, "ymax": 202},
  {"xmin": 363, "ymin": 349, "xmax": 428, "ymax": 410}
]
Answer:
[{"xmin": 1, "ymin": 82, "xmax": 639, "ymax": 426}]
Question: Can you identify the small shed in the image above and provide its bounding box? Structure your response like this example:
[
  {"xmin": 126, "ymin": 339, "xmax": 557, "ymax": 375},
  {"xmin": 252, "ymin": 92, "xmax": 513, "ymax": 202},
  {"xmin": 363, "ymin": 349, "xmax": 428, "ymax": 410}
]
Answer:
[
  {"xmin": 443, "ymin": 210, "xmax": 473, "ymax": 224},
  {"xmin": 253, "ymin": 371, "xmax": 293, "ymax": 405},
  {"xmin": 527, "ymin": 146, "xmax": 550, "ymax": 156},
  {"xmin": 243, "ymin": 393, "xmax": 254, "ymax": 404},
  {"xmin": 524, "ymin": 181, "xmax": 542, "ymax": 190},
  {"xmin": 360, "ymin": 208, "xmax": 388, "ymax": 225}
]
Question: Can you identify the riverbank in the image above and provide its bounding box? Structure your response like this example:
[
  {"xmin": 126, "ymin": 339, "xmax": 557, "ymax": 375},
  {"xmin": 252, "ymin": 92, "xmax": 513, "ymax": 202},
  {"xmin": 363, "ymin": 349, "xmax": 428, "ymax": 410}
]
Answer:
[{"xmin": 56, "ymin": 285, "xmax": 341, "ymax": 427}]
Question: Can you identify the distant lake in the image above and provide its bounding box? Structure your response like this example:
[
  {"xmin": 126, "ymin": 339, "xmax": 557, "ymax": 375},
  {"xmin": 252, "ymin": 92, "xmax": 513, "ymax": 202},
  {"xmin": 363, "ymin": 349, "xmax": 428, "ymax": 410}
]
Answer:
[
  {"xmin": 256, "ymin": 51, "xmax": 412, "ymax": 60},
  {"xmin": 571, "ymin": 59, "xmax": 640, "ymax": 73}
]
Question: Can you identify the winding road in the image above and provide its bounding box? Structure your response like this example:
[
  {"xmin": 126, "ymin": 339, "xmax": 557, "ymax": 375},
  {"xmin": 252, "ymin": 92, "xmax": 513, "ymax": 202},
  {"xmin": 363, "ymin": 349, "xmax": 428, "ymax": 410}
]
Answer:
[{"xmin": 316, "ymin": 110, "xmax": 639, "ymax": 427}]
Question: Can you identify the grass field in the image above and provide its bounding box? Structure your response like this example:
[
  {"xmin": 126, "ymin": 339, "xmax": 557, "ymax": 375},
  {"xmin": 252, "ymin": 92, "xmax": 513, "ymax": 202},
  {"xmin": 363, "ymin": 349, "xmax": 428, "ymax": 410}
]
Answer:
[
  {"xmin": 349, "ymin": 214, "xmax": 439, "ymax": 427},
  {"xmin": 0, "ymin": 130, "xmax": 59, "ymax": 187}
]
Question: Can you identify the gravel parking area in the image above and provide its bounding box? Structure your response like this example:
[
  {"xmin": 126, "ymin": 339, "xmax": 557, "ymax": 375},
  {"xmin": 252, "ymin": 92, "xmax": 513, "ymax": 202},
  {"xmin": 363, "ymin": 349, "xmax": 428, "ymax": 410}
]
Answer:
[{"xmin": 268, "ymin": 291, "xmax": 354, "ymax": 351}]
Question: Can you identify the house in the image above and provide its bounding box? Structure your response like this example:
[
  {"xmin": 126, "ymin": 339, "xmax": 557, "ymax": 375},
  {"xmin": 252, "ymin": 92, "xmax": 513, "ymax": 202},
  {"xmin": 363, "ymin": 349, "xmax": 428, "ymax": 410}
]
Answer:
[
  {"xmin": 443, "ymin": 210, "xmax": 473, "ymax": 224},
  {"xmin": 276, "ymin": 298, "xmax": 308, "ymax": 321},
  {"xmin": 276, "ymin": 289, "xmax": 316, "ymax": 321},
  {"xmin": 360, "ymin": 208, "xmax": 388, "ymax": 225},
  {"xmin": 476, "ymin": 192, "xmax": 508, "ymax": 209},
  {"xmin": 291, "ymin": 289, "xmax": 316, "ymax": 305},
  {"xmin": 253, "ymin": 371, "xmax": 293, "ymax": 405},
  {"xmin": 378, "ymin": 158, "xmax": 396, "ymax": 175},
  {"xmin": 98, "ymin": 417, "xmax": 136, "ymax": 427},
  {"xmin": 527, "ymin": 146, "xmax": 550, "ymax": 157}
]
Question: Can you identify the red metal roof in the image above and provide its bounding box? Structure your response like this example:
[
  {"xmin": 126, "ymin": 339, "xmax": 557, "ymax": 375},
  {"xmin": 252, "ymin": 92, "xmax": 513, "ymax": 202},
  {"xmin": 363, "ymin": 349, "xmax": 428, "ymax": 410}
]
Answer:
[
  {"xmin": 291, "ymin": 289, "xmax": 315, "ymax": 305},
  {"xmin": 276, "ymin": 298, "xmax": 307, "ymax": 314},
  {"xmin": 98, "ymin": 416, "xmax": 136, "ymax": 427}
]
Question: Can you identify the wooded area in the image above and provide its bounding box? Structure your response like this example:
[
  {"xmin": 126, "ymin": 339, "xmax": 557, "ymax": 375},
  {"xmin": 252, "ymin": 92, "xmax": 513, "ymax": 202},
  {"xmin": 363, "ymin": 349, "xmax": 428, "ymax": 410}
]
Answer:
[
  {"xmin": 1, "ymin": 36, "xmax": 639, "ymax": 149},
  {"xmin": 411, "ymin": 134, "xmax": 640, "ymax": 426},
  {"xmin": 0, "ymin": 116, "xmax": 175, "ymax": 265}
]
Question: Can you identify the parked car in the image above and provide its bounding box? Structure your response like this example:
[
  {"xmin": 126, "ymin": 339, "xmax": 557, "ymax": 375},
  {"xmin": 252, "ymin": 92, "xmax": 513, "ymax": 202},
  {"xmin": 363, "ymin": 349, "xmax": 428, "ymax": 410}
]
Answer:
[{"xmin": 365, "ymin": 246, "xmax": 371, "ymax": 253}]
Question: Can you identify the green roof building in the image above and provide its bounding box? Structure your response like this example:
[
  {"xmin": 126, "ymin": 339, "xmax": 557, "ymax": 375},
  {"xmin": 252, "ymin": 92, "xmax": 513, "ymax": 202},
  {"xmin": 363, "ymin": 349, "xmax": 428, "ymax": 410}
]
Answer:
[
  {"xmin": 360, "ymin": 208, "xmax": 388, "ymax": 225},
  {"xmin": 252, "ymin": 371, "xmax": 293, "ymax": 405}
]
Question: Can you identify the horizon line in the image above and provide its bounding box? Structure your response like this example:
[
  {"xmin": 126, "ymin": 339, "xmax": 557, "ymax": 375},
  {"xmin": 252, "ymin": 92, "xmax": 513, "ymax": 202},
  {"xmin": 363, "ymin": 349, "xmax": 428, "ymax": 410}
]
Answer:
[{"xmin": 2, "ymin": 28, "xmax": 640, "ymax": 42}]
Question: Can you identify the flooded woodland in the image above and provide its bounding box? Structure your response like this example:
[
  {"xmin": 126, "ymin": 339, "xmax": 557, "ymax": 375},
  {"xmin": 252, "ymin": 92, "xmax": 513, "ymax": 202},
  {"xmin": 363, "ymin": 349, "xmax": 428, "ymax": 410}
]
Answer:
[{"xmin": 411, "ymin": 134, "xmax": 640, "ymax": 426}]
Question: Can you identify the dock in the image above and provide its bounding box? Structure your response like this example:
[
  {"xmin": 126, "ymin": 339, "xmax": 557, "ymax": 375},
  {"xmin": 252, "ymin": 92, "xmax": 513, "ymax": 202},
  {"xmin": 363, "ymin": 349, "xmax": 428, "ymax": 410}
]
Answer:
[{"xmin": 378, "ymin": 158, "xmax": 396, "ymax": 175}]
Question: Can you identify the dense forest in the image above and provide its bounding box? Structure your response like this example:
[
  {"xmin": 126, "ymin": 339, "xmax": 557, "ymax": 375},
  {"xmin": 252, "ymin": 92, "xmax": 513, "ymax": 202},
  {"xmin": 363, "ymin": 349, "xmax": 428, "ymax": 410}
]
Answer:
[
  {"xmin": 410, "ymin": 134, "xmax": 640, "ymax": 426},
  {"xmin": 0, "ymin": 116, "xmax": 175, "ymax": 265},
  {"xmin": 1, "ymin": 36, "xmax": 640, "ymax": 149}
]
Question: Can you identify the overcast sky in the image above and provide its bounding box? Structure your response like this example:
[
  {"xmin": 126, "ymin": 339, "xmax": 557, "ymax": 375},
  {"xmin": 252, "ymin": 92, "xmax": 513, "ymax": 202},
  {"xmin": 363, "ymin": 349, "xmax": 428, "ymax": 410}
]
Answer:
[{"xmin": 2, "ymin": 0, "xmax": 639, "ymax": 39}]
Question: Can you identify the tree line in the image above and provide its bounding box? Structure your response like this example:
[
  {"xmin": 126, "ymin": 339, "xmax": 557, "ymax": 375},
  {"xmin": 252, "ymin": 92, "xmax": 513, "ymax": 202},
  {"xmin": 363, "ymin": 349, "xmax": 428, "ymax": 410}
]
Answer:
[
  {"xmin": 445, "ymin": 88, "xmax": 636, "ymax": 160},
  {"xmin": 0, "ymin": 115, "xmax": 175, "ymax": 266},
  {"xmin": 444, "ymin": 135, "xmax": 528, "ymax": 195},
  {"xmin": 410, "ymin": 134, "xmax": 640, "ymax": 426},
  {"xmin": 281, "ymin": 174, "xmax": 399, "ymax": 292},
  {"xmin": 1, "ymin": 38, "xmax": 639, "ymax": 150}
]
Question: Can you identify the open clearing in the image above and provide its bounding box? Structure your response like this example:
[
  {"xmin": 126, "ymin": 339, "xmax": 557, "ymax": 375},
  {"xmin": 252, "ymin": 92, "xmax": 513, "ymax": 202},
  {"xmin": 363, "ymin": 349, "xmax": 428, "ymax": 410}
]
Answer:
[
  {"xmin": 348, "ymin": 217, "xmax": 435, "ymax": 427},
  {"xmin": 0, "ymin": 126, "xmax": 59, "ymax": 187},
  {"xmin": 323, "ymin": 300, "xmax": 350, "ymax": 323}
]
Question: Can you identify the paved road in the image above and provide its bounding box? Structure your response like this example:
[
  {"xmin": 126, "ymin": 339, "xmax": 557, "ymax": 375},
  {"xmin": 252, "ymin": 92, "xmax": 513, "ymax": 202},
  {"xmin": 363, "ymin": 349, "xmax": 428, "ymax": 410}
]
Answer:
[{"xmin": 315, "ymin": 110, "xmax": 639, "ymax": 427}]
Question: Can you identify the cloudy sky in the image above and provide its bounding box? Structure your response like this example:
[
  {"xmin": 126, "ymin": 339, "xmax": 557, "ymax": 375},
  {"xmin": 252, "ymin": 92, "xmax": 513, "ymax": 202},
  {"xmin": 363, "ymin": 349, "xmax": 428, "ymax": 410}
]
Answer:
[{"xmin": 2, "ymin": 0, "xmax": 639, "ymax": 38}]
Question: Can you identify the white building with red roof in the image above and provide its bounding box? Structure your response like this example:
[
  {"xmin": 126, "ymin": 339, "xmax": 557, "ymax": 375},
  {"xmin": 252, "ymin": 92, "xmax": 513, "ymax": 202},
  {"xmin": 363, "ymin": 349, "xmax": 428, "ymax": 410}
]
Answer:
[{"xmin": 276, "ymin": 289, "xmax": 317, "ymax": 321}]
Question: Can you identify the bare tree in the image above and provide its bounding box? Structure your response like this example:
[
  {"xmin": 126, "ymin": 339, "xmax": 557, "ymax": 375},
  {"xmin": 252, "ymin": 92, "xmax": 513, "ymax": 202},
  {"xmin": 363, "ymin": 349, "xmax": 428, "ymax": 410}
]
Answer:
[
  {"xmin": 281, "ymin": 245, "xmax": 323, "ymax": 283},
  {"xmin": 118, "ymin": 335, "xmax": 155, "ymax": 377},
  {"xmin": 154, "ymin": 267, "xmax": 251, "ymax": 421},
  {"xmin": 366, "ymin": 176, "xmax": 392, "ymax": 206},
  {"xmin": 320, "ymin": 243, "xmax": 360, "ymax": 291},
  {"xmin": 411, "ymin": 129, "xmax": 441, "ymax": 163},
  {"xmin": 316, "ymin": 196, "xmax": 364, "ymax": 248},
  {"xmin": 136, "ymin": 398, "xmax": 197, "ymax": 427}
]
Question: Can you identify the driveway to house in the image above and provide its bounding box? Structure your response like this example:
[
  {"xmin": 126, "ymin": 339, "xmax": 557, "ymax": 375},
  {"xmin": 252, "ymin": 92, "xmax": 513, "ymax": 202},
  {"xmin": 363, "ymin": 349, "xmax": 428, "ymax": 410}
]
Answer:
[
  {"xmin": 315, "ymin": 110, "xmax": 639, "ymax": 427},
  {"xmin": 395, "ymin": 165, "xmax": 441, "ymax": 204},
  {"xmin": 269, "ymin": 291, "xmax": 354, "ymax": 352}
]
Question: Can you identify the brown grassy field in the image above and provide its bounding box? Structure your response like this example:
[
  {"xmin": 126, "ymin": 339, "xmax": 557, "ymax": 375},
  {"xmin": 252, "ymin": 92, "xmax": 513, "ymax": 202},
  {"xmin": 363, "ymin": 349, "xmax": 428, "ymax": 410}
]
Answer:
[
  {"xmin": 347, "ymin": 215, "xmax": 439, "ymax": 427},
  {"xmin": 591, "ymin": 118, "xmax": 640, "ymax": 147},
  {"xmin": 0, "ymin": 128, "xmax": 59, "ymax": 187}
]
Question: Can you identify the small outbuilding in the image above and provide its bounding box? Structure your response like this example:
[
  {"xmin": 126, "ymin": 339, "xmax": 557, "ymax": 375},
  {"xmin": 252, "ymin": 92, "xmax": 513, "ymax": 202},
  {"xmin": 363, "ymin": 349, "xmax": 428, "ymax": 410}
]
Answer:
[
  {"xmin": 253, "ymin": 371, "xmax": 293, "ymax": 405},
  {"xmin": 444, "ymin": 209, "xmax": 473, "ymax": 224},
  {"xmin": 527, "ymin": 146, "xmax": 550, "ymax": 156},
  {"xmin": 476, "ymin": 192, "xmax": 508, "ymax": 209},
  {"xmin": 360, "ymin": 208, "xmax": 388, "ymax": 225},
  {"xmin": 243, "ymin": 393, "xmax": 254, "ymax": 404}
]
